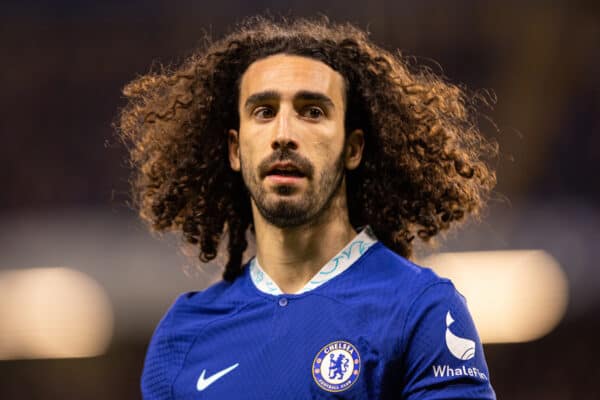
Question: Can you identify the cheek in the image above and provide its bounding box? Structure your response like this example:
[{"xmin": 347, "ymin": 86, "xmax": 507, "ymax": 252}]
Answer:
[
  {"xmin": 312, "ymin": 142, "xmax": 344, "ymax": 173},
  {"xmin": 314, "ymin": 129, "xmax": 345, "ymax": 157},
  {"xmin": 238, "ymin": 134, "xmax": 265, "ymax": 167}
]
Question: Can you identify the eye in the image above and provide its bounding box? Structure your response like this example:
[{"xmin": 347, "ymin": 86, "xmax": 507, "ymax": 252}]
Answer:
[
  {"xmin": 301, "ymin": 106, "xmax": 325, "ymax": 120},
  {"xmin": 253, "ymin": 106, "xmax": 276, "ymax": 120}
]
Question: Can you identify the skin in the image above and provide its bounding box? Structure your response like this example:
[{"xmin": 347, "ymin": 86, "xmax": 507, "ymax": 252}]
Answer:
[{"xmin": 228, "ymin": 54, "xmax": 365, "ymax": 294}]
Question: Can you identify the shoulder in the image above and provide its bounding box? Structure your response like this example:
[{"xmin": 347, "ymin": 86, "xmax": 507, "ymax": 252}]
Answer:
[
  {"xmin": 359, "ymin": 246, "xmax": 494, "ymax": 398},
  {"xmin": 330, "ymin": 242, "xmax": 461, "ymax": 336},
  {"xmin": 141, "ymin": 274, "xmax": 251, "ymax": 398},
  {"xmin": 362, "ymin": 243, "xmax": 469, "ymax": 335},
  {"xmin": 159, "ymin": 274, "xmax": 251, "ymax": 334},
  {"xmin": 352, "ymin": 241, "xmax": 454, "ymax": 300}
]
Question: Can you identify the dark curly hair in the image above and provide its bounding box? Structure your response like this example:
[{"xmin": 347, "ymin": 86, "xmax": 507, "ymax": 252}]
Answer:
[{"xmin": 117, "ymin": 16, "xmax": 497, "ymax": 281}]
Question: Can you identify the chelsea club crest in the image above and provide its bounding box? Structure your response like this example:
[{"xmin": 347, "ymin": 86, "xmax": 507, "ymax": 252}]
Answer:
[{"xmin": 312, "ymin": 340, "xmax": 361, "ymax": 392}]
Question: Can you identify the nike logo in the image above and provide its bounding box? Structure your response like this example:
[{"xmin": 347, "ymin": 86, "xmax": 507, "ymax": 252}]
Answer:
[{"xmin": 196, "ymin": 363, "xmax": 240, "ymax": 391}]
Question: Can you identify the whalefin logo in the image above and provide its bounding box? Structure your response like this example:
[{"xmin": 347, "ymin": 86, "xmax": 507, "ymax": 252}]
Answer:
[{"xmin": 445, "ymin": 311, "xmax": 475, "ymax": 360}]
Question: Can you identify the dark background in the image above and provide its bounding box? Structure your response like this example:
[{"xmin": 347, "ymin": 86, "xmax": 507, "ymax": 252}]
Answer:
[{"xmin": 1, "ymin": 1, "xmax": 599, "ymax": 398}]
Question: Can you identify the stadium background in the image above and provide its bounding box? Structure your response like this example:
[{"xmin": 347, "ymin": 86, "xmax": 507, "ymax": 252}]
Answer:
[{"xmin": 1, "ymin": 0, "xmax": 598, "ymax": 398}]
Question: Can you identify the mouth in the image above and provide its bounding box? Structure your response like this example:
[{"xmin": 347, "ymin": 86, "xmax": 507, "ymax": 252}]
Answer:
[
  {"xmin": 265, "ymin": 163, "xmax": 306, "ymax": 178},
  {"xmin": 264, "ymin": 162, "xmax": 307, "ymax": 185}
]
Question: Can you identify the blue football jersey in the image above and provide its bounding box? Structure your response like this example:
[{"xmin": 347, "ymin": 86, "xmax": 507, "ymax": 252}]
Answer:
[{"xmin": 142, "ymin": 229, "xmax": 495, "ymax": 399}]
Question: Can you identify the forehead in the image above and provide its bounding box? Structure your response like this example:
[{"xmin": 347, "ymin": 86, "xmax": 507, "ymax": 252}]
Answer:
[{"xmin": 239, "ymin": 54, "xmax": 345, "ymax": 105}]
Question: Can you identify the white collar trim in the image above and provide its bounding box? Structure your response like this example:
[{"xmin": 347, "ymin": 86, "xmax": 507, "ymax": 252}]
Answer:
[{"xmin": 249, "ymin": 226, "xmax": 378, "ymax": 295}]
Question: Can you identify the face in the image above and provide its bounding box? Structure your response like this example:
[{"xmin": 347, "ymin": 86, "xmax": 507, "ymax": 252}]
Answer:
[{"xmin": 228, "ymin": 54, "xmax": 363, "ymax": 228}]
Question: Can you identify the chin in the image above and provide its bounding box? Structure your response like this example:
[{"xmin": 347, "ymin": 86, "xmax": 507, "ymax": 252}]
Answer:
[
  {"xmin": 258, "ymin": 198, "xmax": 314, "ymax": 226},
  {"xmin": 268, "ymin": 197, "xmax": 307, "ymax": 212},
  {"xmin": 273, "ymin": 186, "xmax": 297, "ymax": 196}
]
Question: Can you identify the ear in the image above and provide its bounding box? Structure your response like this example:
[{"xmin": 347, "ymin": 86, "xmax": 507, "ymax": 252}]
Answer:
[
  {"xmin": 228, "ymin": 129, "xmax": 241, "ymax": 172},
  {"xmin": 344, "ymin": 129, "xmax": 364, "ymax": 170}
]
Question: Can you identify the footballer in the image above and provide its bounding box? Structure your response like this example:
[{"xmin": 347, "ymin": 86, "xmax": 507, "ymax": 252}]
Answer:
[{"xmin": 118, "ymin": 16, "xmax": 497, "ymax": 399}]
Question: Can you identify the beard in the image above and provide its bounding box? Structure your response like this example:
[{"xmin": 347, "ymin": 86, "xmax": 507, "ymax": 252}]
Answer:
[{"xmin": 240, "ymin": 147, "xmax": 346, "ymax": 228}]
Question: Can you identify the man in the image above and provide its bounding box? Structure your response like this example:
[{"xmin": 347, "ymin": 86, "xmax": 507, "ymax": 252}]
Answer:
[{"xmin": 118, "ymin": 16, "xmax": 497, "ymax": 399}]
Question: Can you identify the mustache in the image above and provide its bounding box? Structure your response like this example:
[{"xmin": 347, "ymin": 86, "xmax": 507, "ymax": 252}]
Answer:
[{"xmin": 258, "ymin": 148, "xmax": 314, "ymax": 178}]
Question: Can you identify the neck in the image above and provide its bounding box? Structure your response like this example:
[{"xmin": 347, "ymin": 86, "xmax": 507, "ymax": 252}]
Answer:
[{"xmin": 251, "ymin": 185, "xmax": 357, "ymax": 294}]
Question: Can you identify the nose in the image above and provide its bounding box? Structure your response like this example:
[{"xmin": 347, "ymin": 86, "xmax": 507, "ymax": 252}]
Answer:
[{"xmin": 271, "ymin": 106, "xmax": 298, "ymax": 151}]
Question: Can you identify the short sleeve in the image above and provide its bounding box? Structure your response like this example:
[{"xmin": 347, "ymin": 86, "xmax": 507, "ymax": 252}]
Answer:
[
  {"xmin": 399, "ymin": 281, "xmax": 496, "ymax": 400},
  {"xmin": 141, "ymin": 294, "xmax": 189, "ymax": 400}
]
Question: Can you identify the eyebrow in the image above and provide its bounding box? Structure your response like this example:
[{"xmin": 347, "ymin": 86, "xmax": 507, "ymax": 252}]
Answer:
[
  {"xmin": 243, "ymin": 90, "xmax": 336, "ymax": 111},
  {"xmin": 294, "ymin": 91, "xmax": 335, "ymax": 109},
  {"xmin": 244, "ymin": 90, "xmax": 280, "ymax": 111}
]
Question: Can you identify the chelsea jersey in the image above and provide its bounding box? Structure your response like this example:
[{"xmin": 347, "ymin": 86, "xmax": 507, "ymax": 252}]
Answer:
[{"xmin": 142, "ymin": 227, "xmax": 496, "ymax": 399}]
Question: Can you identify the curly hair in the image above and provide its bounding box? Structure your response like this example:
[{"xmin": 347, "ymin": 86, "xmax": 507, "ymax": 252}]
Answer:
[{"xmin": 117, "ymin": 16, "xmax": 497, "ymax": 281}]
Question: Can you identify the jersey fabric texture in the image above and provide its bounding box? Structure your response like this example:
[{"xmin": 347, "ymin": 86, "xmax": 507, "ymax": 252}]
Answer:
[{"xmin": 142, "ymin": 229, "xmax": 496, "ymax": 399}]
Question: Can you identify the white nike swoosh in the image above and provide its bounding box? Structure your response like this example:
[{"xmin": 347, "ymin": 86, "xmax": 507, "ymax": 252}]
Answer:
[{"xmin": 196, "ymin": 363, "xmax": 240, "ymax": 391}]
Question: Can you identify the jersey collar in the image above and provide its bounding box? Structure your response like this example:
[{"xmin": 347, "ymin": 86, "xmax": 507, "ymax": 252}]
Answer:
[{"xmin": 249, "ymin": 226, "xmax": 378, "ymax": 295}]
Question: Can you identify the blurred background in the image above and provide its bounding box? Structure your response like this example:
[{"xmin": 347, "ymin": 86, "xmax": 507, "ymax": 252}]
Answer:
[{"xmin": 1, "ymin": 0, "xmax": 599, "ymax": 398}]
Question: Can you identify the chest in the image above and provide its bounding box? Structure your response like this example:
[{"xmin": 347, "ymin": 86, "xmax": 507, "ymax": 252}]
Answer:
[{"xmin": 170, "ymin": 296, "xmax": 400, "ymax": 399}]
